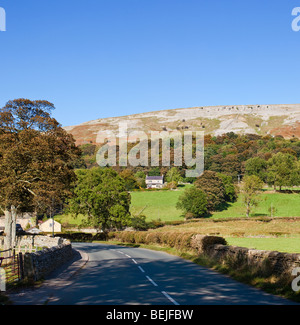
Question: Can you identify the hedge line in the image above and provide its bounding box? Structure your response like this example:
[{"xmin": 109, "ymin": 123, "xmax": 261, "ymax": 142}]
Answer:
[
  {"xmin": 111, "ymin": 231, "xmax": 227, "ymax": 253},
  {"xmin": 56, "ymin": 232, "xmax": 109, "ymax": 242}
]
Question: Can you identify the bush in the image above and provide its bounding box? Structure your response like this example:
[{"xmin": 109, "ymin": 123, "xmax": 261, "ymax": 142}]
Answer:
[
  {"xmin": 184, "ymin": 212, "xmax": 195, "ymax": 220},
  {"xmin": 57, "ymin": 232, "xmax": 93, "ymax": 242},
  {"xmin": 131, "ymin": 215, "xmax": 149, "ymax": 231},
  {"xmin": 147, "ymin": 219, "xmax": 164, "ymax": 229},
  {"xmin": 134, "ymin": 232, "xmax": 147, "ymax": 244},
  {"xmin": 93, "ymin": 232, "xmax": 109, "ymax": 241},
  {"xmin": 145, "ymin": 232, "xmax": 161, "ymax": 245}
]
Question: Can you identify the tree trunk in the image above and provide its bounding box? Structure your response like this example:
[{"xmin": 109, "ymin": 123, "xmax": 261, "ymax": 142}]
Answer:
[
  {"xmin": 11, "ymin": 206, "xmax": 17, "ymax": 248},
  {"xmin": 246, "ymin": 202, "xmax": 250, "ymax": 218},
  {"xmin": 4, "ymin": 205, "xmax": 17, "ymax": 250}
]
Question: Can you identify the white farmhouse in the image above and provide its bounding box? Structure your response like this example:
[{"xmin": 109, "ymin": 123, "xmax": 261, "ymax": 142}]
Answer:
[
  {"xmin": 39, "ymin": 219, "xmax": 62, "ymax": 233},
  {"xmin": 145, "ymin": 175, "xmax": 164, "ymax": 189}
]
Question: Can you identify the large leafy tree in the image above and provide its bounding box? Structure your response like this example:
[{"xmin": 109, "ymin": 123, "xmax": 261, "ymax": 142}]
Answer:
[
  {"xmin": 68, "ymin": 167, "xmax": 131, "ymax": 232},
  {"xmin": 244, "ymin": 156, "xmax": 268, "ymax": 182},
  {"xmin": 194, "ymin": 170, "xmax": 226, "ymax": 211},
  {"xmin": 240, "ymin": 175, "xmax": 263, "ymax": 218},
  {"xmin": 119, "ymin": 169, "xmax": 139, "ymax": 191},
  {"xmin": 176, "ymin": 186, "xmax": 207, "ymax": 219},
  {"xmin": 165, "ymin": 167, "xmax": 183, "ymax": 186},
  {"xmin": 266, "ymin": 152, "xmax": 299, "ymax": 190},
  {"xmin": 0, "ymin": 99, "xmax": 81, "ymax": 248},
  {"xmin": 217, "ymin": 172, "xmax": 237, "ymax": 203}
]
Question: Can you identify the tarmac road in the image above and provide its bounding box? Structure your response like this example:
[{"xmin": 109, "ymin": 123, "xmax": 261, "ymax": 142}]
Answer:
[{"xmin": 8, "ymin": 242, "xmax": 299, "ymax": 305}]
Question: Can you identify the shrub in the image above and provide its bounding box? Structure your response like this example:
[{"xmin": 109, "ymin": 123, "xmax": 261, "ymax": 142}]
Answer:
[
  {"xmin": 93, "ymin": 232, "xmax": 109, "ymax": 241},
  {"xmin": 147, "ymin": 219, "xmax": 164, "ymax": 229},
  {"xmin": 134, "ymin": 232, "xmax": 147, "ymax": 244},
  {"xmin": 131, "ymin": 215, "xmax": 149, "ymax": 231},
  {"xmin": 57, "ymin": 232, "xmax": 93, "ymax": 242},
  {"xmin": 145, "ymin": 232, "xmax": 161, "ymax": 245}
]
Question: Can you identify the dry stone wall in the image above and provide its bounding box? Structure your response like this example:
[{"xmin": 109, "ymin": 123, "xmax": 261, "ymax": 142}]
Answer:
[
  {"xmin": 205, "ymin": 244, "xmax": 300, "ymax": 275},
  {"xmin": 112, "ymin": 231, "xmax": 300, "ymax": 277},
  {"xmin": 0, "ymin": 235, "xmax": 74, "ymax": 281},
  {"xmin": 23, "ymin": 241, "xmax": 73, "ymax": 280}
]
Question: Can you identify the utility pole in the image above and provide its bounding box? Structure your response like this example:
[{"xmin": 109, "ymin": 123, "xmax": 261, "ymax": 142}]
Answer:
[{"xmin": 50, "ymin": 197, "xmax": 54, "ymax": 237}]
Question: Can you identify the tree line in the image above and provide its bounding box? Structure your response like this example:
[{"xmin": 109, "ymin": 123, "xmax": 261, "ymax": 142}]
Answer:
[{"xmin": 78, "ymin": 132, "xmax": 300, "ymax": 187}]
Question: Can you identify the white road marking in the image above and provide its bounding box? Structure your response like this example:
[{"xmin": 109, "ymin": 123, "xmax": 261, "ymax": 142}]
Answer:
[
  {"xmin": 114, "ymin": 248, "xmax": 178, "ymax": 305},
  {"xmin": 138, "ymin": 266, "xmax": 145, "ymax": 273},
  {"xmin": 161, "ymin": 291, "xmax": 180, "ymax": 306},
  {"xmin": 146, "ymin": 276, "xmax": 158, "ymax": 287}
]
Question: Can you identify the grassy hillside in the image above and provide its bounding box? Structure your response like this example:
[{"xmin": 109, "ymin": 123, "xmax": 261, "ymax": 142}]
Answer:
[
  {"xmin": 130, "ymin": 187, "xmax": 300, "ymax": 222},
  {"xmin": 56, "ymin": 186, "xmax": 300, "ymax": 253},
  {"xmin": 212, "ymin": 191, "xmax": 300, "ymax": 219},
  {"xmin": 129, "ymin": 187, "xmax": 300, "ymax": 254},
  {"xmin": 58, "ymin": 187, "xmax": 300, "ymax": 224},
  {"xmin": 130, "ymin": 185, "xmax": 192, "ymax": 222}
]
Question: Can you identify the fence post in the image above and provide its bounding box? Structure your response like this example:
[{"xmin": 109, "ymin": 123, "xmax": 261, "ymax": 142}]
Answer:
[
  {"xmin": 23, "ymin": 253, "xmax": 35, "ymax": 281},
  {"xmin": 12, "ymin": 248, "xmax": 16, "ymax": 275},
  {"xmin": 0, "ymin": 267, "xmax": 5, "ymax": 292},
  {"xmin": 19, "ymin": 252, "xmax": 24, "ymax": 280}
]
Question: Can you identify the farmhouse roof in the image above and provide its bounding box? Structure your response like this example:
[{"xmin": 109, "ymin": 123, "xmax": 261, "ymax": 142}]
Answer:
[
  {"xmin": 40, "ymin": 219, "xmax": 61, "ymax": 225},
  {"xmin": 146, "ymin": 175, "xmax": 164, "ymax": 180}
]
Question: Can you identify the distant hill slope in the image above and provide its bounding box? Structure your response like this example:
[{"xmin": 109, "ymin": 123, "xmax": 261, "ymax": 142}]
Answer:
[{"xmin": 64, "ymin": 104, "xmax": 300, "ymax": 145}]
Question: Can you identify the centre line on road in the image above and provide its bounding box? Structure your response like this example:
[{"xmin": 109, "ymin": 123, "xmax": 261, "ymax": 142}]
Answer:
[
  {"xmin": 115, "ymin": 247, "xmax": 178, "ymax": 305},
  {"xmin": 138, "ymin": 266, "xmax": 145, "ymax": 273},
  {"xmin": 146, "ymin": 276, "xmax": 158, "ymax": 287},
  {"xmin": 161, "ymin": 291, "xmax": 180, "ymax": 306}
]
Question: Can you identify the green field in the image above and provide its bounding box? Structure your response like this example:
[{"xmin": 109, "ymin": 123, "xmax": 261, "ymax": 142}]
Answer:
[
  {"xmin": 57, "ymin": 186, "xmax": 300, "ymax": 224},
  {"xmin": 212, "ymin": 192, "xmax": 300, "ymax": 219},
  {"xmin": 130, "ymin": 185, "xmax": 192, "ymax": 222},
  {"xmin": 129, "ymin": 187, "xmax": 300, "ymax": 254},
  {"xmin": 56, "ymin": 186, "xmax": 300, "ymax": 254},
  {"xmin": 130, "ymin": 186, "xmax": 300, "ymax": 222},
  {"xmin": 225, "ymin": 237, "xmax": 300, "ymax": 254}
]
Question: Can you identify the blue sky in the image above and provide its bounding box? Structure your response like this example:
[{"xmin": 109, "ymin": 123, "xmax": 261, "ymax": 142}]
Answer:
[{"xmin": 0, "ymin": 0, "xmax": 300, "ymax": 127}]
